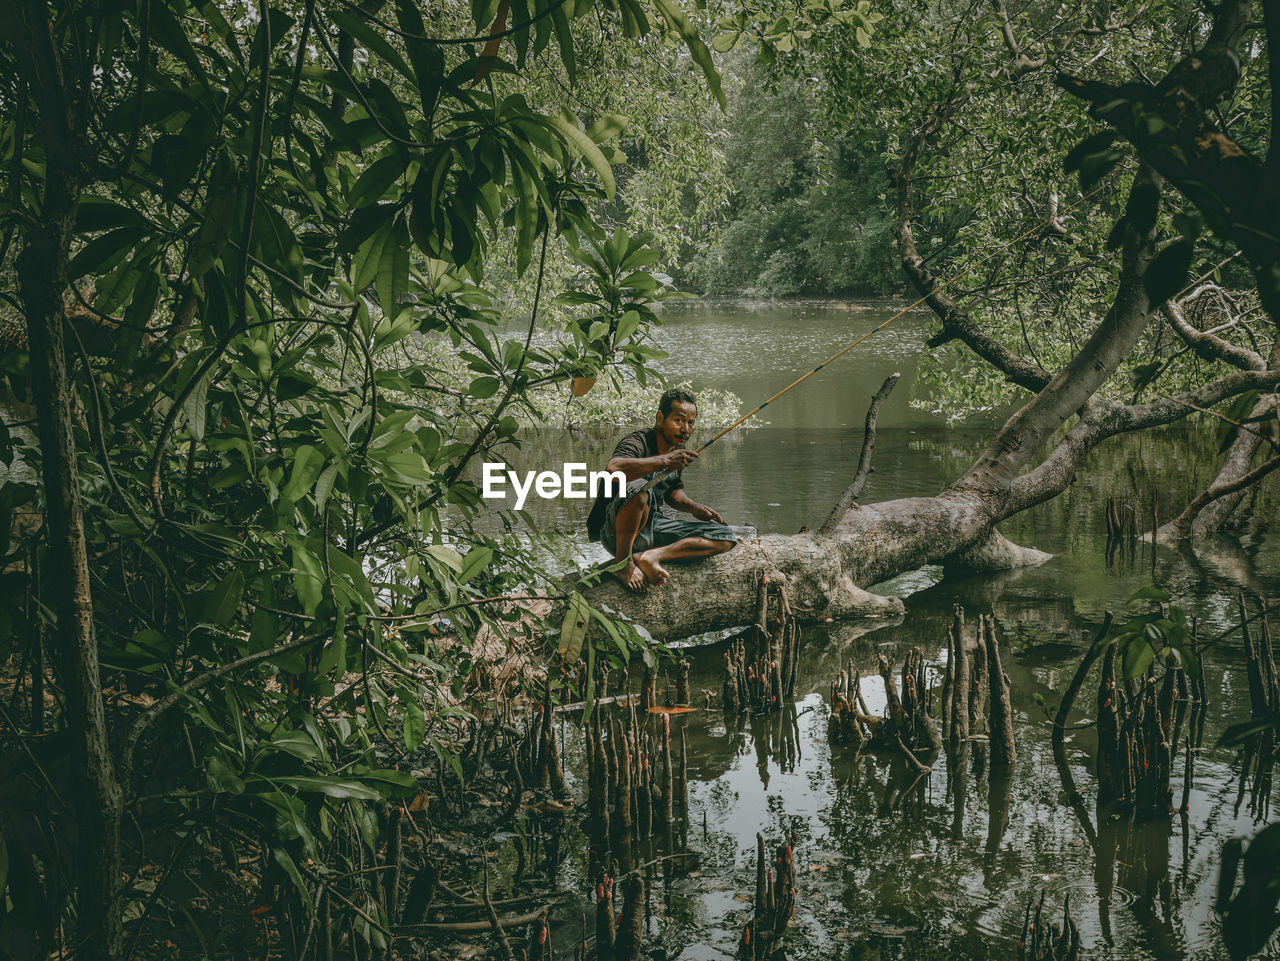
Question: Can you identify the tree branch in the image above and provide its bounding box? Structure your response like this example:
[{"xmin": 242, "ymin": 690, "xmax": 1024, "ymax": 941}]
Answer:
[
  {"xmin": 991, "ymin": 0, "xmax": 1045, "ymax": 75},
  {"xmin": 894, "ymin": 85, "xmax": 1050, "ymax": 393},
  {"xmin": 1008, "ymin": 368, "xmax": 1280, "ymax": 512},
  {"xmin": 1162, "ymin": 298, "xmax": 1264, "ymax": 372},
  {"xmin": 1167, "ymin": 454, "xmax": 1280, "ymax": 540},
  {"xmin": 120, "ymin": 635, "xmax": 315, "ymax": 789},
  {"xmin": 957, "ymin": 167, "xmax": 1161, "ymax": 492},
  {"xmin": 819, "ymin": 373, "xmax": 899, "ymax": 535},
  {"xmin": 1059, "ymin": 0, "xmax": 1280, "ymax": 315}
]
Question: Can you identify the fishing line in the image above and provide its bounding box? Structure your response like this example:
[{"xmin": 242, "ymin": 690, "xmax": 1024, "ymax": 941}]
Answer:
[{"xmin": 631, "ymin": 184, "xmax": 1108, "ymax": 498}]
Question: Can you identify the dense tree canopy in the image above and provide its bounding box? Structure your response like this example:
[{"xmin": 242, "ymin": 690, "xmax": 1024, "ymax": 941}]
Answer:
[{"xmin": 0, "ymin": 0, "xmax": 737, "ymax": 955}]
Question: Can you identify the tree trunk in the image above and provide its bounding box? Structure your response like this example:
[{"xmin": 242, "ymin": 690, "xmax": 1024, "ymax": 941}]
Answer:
[
  {"xmin": 16, "ymin": 145, "xmax": 125, "ymax": 961},
  {"xmin": 584, "ymin": 488, "xmax": 1050, "ymax": 642},
  {"xmin": 3, "ymin": 0, "xmax": 128, "ymax": 950}
]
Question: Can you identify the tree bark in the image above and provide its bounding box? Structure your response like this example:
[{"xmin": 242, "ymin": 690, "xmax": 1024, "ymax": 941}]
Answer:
[
  {"xmin": 4, "ymin": 0, "xmax": 126, "ymax": 954},
  {"xmin": 19, "ymin": 198, "xmax": 125, "ymax": 961}
]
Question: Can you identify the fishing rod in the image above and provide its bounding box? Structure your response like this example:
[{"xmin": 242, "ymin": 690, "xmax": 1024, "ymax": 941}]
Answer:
[{"xmin": 630, "ymin": 185, "xmax": 1108, "ymax": 498}]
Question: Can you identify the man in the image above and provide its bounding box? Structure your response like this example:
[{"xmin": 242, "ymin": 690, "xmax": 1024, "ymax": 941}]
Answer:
[{"xmin": 587, "ymin": 387, "xmax": 737, "ymax": 591}]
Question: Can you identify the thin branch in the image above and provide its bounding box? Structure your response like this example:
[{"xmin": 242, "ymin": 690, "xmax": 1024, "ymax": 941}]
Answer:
[
  {"xmin": 483, "ymin": 856, "xmax": 517, "ymax": 961},
  {"xmin": 819, "ymin": 373, "xmax": 900, "ymax": 535},
  {"xmin": 64, "ymin": 314, "xmax": 155, "ymax": 535},
  {"xmin": 1008, "ymin": 368, "xmax": 1280, "ymax": 512},
  {"xmin": 120, "ymin": 635, "xmax": 315, "ymax": 788},
  {"xmin": 894, "ymin": 83, "xmax": 1051, "ymax": 393},
  {"xmin": 1162, "ymin": 298, "xmax": 1263, "ymax": 372},
  {"xmin": 991, "ymin": 0, "xmax": 1045, "ymax": 75},
  {"xmin": 1168, "ymin": 453, "xmax": 1280, "ymax": 538},
  {"xmin": 958, "ymin": 167, "xmax": 1161, "ymax": 491}
]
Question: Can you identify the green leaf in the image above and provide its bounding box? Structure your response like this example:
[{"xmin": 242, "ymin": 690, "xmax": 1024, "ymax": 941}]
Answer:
[
  {"xmin": 472, "ymin": 0, "xmax": 500, "ymax": 30},
  {"xmin": 268, "ymin": 775, "xmax": 384, "ymax": 800},
  {"xmin": 353, "ymin": 214, "xmax": 394, "ymax": 293},
  {"xmin": 189, "ymin": 177, "xmax": 239, "ymax": 278},
  {"xmin": 457, "ymin": 546, "xmax": 492, "ymax": 584},
  {"xmin": 203, "ymin": 568, "xmax": 245, "ymax": 626},
  {"xmin": 586, "ymin": 113, "xmax": 628, "ymax": 142},
  {"xmin": 356, "ymin": 767, "xmax": 420, "ymax": 795},
  {"xmin": 615, "ymin": 309, "xmax": 640, "ymax": 342},
  {"xmin": 270, "ymin": 848, "xmax": 314, "ymax": 915},
  {"xmin": 315, "ymin": 631, "xmax": 347, "ymax": 676},
  {"xmin": 558, "ymin": 591, "xmax": 590, "ymax": 661},
  {"xmin": 183, "ymin": 372, "xmax": 210, "ymax": 440},
  {"xmin": 712, "ymin": 30, "xmax": 739, "ymax": 52},
  {"xmin": 284, "ymin": 445, "xmax": 326, "ymax": 503},
  {"xmin": 329, "ymin": 10, "xmax": 417, "ymax": 85},
  {"xmin": 651, "ymin": 0, "xmax": 724, "ymax": 107},
  {"xmin": 314, "ymin": 462, "xmax": 340, "ymax": 511},
  {"xmin": 1121, "ymin": 636, "xmax": 1157, "ymax": 679},
  {"xmin": 291, "ymin": 542, "xmax": 325, "ymax": 616},
  {"xmin": 1219, "ymin": 712, "xmax": 1280, "ymax": 748},
  {"xmin": 376, "ymin": 216, "xmax": 411, "ymax": 317},
  {"xmin": 550, "ymin": 111, "xmax": 616, "ymax": 200},
  {"xmin": 469, "ymin": 376, "xmax": 501, "ymax": 398},
  {"xmin": 424, "ymin": 544, "xmax": 463, "ymax": 572},
  {"xmin": 207, "ymin": 756, "xmax": 246, "ymax": 795},
  {"xmin": 550, "ymin": 0, "xmax": 575, "ymax": 83},
  {"xmin": 349, "ymin": 153, "xmax": 407, "ymax": 209},
  {"xmin": 264, "ymin": 730, "xmax": 324, "ymax": 761},
  {"xmin": 403, "ymin": 699, "xmax": 426, "ymax": 752},
  {"xmin": 68, "ymin": 227, "xmax": 145, "ymax": 280},
  {"xmin": 328, "ymin": 548, "xmax": 376, "ymax": 612}
]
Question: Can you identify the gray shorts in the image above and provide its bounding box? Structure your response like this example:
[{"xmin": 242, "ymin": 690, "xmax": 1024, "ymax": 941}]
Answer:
[{"xmin": 601, "ymin": 479, "xmax": 738, "ymax": 555}]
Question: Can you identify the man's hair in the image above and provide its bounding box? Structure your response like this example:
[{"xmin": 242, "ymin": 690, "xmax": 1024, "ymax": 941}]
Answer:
[{"xmin": 658, "ymin": 387, "xmax": 696, "ymax": 416}]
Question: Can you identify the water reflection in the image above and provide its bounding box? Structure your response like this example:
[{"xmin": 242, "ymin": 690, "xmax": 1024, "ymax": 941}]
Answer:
[
  {"xmin": 523, "ymin": 302, "xmax": 1280, "ymax": 959},
  {"xmin": 550, "ymin": 591, "xmax": 1280, "ymax": 960}
]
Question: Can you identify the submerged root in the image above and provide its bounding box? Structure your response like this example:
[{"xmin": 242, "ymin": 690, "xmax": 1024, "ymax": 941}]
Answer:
[
  {"xmin": 1017, "ymin": 891, "xmax": 1082, "ymax": 961},
  {"xmin": 723, "ymin": 574, "xmax": 802, "ymax": 715},
  {"xmin": 738, "ymin": 833, "xmax": 797, "ymax": 961}
]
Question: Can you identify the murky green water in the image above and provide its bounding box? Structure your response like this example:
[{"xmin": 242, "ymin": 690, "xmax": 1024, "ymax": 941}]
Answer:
[{"xmin": 502, "ymin": 300, "xmax": 1280, "ymax": 960}]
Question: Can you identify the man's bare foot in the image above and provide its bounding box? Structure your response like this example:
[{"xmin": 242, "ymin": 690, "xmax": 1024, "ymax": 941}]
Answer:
[
  {"xmin": 610, "ymin": 557, "xmax": 647, "ymax": 593},
  {"xmin": 634, "ymin": 550, "xmax": 668, "ymax": 588}
]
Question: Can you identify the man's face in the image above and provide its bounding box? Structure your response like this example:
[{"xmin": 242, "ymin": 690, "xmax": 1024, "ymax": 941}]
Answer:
[{"xmin": 656, "ymin": 400, "xmax": 697, "ymax": 448}]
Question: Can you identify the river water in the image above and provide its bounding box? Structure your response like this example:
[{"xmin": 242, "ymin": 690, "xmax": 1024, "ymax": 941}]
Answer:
[{"xmin": 499, "ymin": 300, "xmax": 1280, "ymax": 960}]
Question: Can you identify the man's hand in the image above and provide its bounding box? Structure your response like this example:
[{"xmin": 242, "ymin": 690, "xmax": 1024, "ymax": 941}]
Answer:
[
  {"xmin": 690, "ymin": 503, "xmax": 725, "ymax": 524},
  {"xmin": 659, "ymin": 448, "xmax": 698, "ymax": 471}
]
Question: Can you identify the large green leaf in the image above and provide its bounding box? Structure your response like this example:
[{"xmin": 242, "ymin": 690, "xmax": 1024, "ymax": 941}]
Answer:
[
  {"xmin": 651, "ymin": 0, "xmax": 724, "ymax": 107},
  {"xmin": 375, "ymin": 216, "xmax": 411, "ymax": 317},
  {"xmin": 266, "ymin": 775, "xmax": 384, "ymax": 800},
  {"xmin": 550, "ymin": 110, "xmax": 616, "ymax": 199},
  {"xmin": 558, "ymin": 591, "xmax": 590, "ymax": 661}
]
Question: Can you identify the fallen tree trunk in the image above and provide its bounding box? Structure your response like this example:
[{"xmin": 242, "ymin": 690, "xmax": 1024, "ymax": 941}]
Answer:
[{"xmin": 582, "ymin": 488, "xmax": 1051, "ymax": 642}]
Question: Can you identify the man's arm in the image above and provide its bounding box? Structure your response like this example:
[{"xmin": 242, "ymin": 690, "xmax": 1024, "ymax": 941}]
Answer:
[
  {"xmin": 666, "ymin": 487, "xmax": 725, "ymax": 524},
  {"xmin": 607, "ymin": 448, "xmax": 697, "ymax": 482}
]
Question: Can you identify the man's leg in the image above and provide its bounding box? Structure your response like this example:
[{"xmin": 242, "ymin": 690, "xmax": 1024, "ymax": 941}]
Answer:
[
  {"xmin": 609, "ymin": 493, "xmax": 651, "ymax": 592},
  {"xmin": 634, "ymin": 535, "xmax": 733, "ymax": 587}
]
